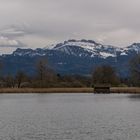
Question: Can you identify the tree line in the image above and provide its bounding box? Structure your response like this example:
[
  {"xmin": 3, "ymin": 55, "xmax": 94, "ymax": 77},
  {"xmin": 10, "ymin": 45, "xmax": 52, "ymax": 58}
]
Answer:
[{"xmin": 0, "ymin": 54, "xmax": 140, "ymax": 88}]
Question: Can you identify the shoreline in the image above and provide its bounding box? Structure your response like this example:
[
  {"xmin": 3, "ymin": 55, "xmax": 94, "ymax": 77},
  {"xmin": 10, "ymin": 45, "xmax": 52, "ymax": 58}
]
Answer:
[{"xmin": 0, "ymin": 87, "xmax": 140, "ymax": 94}]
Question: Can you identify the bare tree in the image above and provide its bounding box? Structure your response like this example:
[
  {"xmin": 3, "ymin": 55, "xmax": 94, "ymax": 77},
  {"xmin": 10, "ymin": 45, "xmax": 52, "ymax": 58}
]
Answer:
[
  {"xmin": 15, "ymin": 71, "xmax": 27, "ymax": 88},
  {"xmin": 36, "ymin": 59, "xmax": 48, "ymax": 81},
  {"xmin": 130, "ymin": 54, "xmax": 140, "ymax": 86},
  {"xmin": 92, "ymin": 65, "xmax": 120, "ymax": 86},
  {"xmin": 4, "ymin": 74, "xmax": 15, "ymax": 88}
]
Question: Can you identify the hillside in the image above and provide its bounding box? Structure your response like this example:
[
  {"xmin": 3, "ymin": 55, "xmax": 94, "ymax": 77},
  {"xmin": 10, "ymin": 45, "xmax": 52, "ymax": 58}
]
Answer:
[{"xmin": 1, "ymin": 39, "xmax": 140, "ymax": 77}]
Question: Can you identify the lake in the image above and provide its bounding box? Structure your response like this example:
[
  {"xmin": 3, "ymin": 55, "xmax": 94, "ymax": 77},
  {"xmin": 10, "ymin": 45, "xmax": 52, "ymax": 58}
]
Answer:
[{"xmin": 0, "ymin": 93, "xmax": 140, "ymax": 140}]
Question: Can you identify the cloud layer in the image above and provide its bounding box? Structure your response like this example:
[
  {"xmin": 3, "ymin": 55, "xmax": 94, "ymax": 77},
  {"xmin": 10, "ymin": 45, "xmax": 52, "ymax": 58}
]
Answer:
[{"xmin": 0, "ymin": 0, "xmax": 140, "ymax": 53}]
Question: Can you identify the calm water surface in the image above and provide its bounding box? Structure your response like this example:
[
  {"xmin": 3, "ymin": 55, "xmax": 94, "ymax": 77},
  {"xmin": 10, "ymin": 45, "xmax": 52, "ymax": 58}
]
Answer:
[{"xmin": 0, "ymin": 93, "xmax": 139, "ymax": 140}]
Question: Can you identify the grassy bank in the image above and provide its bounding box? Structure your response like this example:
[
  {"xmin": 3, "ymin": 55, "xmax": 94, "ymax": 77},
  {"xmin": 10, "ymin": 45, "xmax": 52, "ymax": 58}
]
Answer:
[{"xmin": 0, "ymin": 87, "xmax": 140, "ymax": 93}]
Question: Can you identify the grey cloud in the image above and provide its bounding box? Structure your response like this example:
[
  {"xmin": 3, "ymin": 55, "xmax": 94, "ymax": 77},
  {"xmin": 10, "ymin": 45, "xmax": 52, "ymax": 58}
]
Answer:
[
  {"xmin": 0, "ymin": 0, "xmax": 139, "ymax": 53},
  {"xmin": 0, "ymin": 36, "xmax": 25, "ymax": 48},
  {"xmin": 0, "ymin": 26, "xmax": 26, "ymax": 38}
]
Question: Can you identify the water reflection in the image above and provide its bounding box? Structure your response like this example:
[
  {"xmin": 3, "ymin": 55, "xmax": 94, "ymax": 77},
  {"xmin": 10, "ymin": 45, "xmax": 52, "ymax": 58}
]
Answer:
[{"xmin": 128, "ymin": 94, "xmax": 140, "ymax": 101}]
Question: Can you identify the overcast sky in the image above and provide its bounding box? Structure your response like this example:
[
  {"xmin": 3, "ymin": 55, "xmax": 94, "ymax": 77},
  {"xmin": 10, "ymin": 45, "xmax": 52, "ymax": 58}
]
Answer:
[{"xmin": 0, "ymin": 0, "xmax": 140, "ymax": 53}]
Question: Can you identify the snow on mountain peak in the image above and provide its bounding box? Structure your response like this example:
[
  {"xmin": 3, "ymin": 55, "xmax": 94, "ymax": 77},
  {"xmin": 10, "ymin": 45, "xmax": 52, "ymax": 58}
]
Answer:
[
  {"xmin": 119, "ymin": 43, "xmax": 140, "ymax": 55},
  {"xmin": 45, "ymin": 39, "xmax": 118, "ymax": 58},
  {"xmin": 12, "ymin": 40, "xmax": 140, "ymax": 59}
]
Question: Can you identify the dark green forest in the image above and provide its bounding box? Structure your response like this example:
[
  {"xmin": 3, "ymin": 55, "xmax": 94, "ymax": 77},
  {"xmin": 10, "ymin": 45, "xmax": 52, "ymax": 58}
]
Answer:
[{"xmin": 0, "ymin": 54, "xmax": 140, "ymax": 88}]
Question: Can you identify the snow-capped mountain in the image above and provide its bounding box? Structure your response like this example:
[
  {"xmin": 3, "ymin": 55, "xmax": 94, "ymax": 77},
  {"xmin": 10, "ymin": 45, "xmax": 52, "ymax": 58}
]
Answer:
[
  {"xmin": 120, "ymin": 43, "xmax": 140, "ymax": 55},
  {"xmin": 12, "ymin": 48, "xmax": 47, "ymax": 57},
  {"xmin": 12, "ymin": 39, "xmax": 140, "ymax": 59},
  {"xmin": 47, "ymin": 39, "xmax": 117, "ymax": 59},
  {"xmin": 1, "ymin": 39, "xmax": 140, "ymax": 77},
  {"xmin": 47, "ymin": 40, "xmax": 140, "ymax": 58},
  {"xmin": 13, "ymin": 39, "xmax": 118, "ymax": 58}
]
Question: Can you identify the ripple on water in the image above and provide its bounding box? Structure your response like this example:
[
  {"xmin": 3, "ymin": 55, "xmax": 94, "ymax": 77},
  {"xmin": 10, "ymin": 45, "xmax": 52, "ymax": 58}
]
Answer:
[{"xmin": 0, "ymin": 94, "xmax": 139, "ymax": 140}]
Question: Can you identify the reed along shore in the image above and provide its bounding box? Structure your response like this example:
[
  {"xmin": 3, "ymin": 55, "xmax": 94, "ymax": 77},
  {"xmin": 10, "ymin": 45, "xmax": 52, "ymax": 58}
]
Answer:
[{"xmin": 0, "ymin": 87, "xmax": 140, "ymax": 93}]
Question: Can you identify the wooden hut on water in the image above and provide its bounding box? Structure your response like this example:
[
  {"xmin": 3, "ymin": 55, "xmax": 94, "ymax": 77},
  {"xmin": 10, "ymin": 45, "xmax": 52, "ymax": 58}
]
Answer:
[{"xmin": 94, "ymin": 84, "xmax": 111, "ymax": 93}]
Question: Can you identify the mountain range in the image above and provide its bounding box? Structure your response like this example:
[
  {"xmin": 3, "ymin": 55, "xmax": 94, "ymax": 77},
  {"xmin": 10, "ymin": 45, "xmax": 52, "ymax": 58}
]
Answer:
[{"xmin": 1, "ymin": 39, "xmax": 140, "ymax": 77}]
